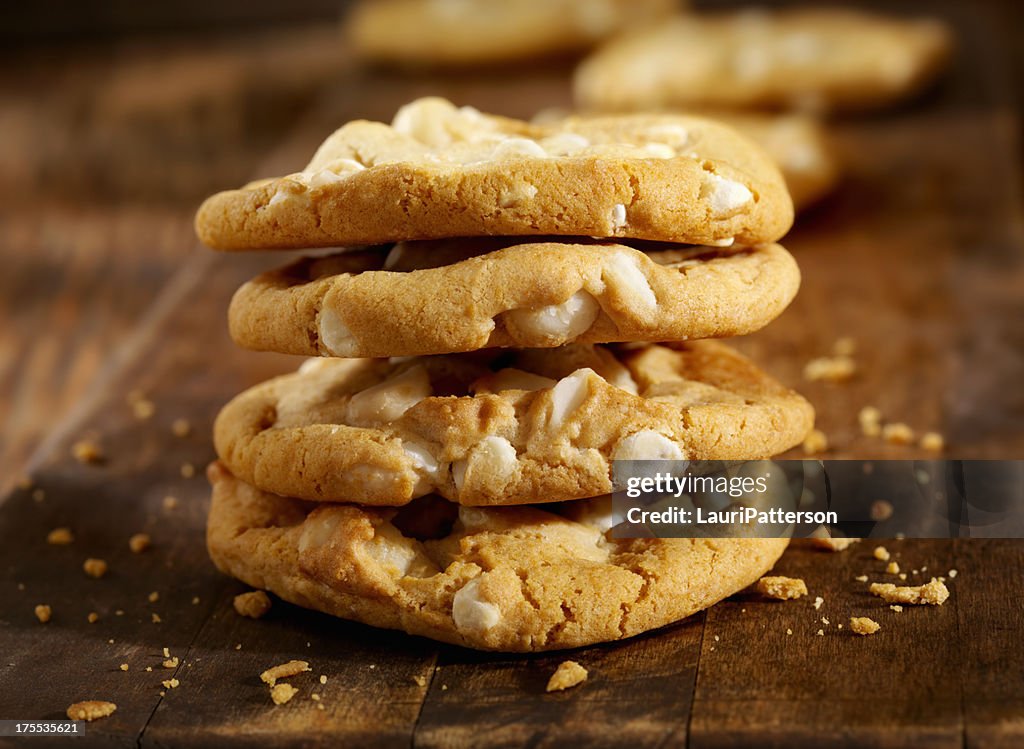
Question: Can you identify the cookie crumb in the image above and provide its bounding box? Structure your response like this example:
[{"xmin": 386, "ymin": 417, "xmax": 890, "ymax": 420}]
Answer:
[
  {"xmin": 132, "ymin": 399, "xmax": 156, "ymax": 421},
  {"xmin": 163, "ymin": 648, "xmax": 170, "ymax": 658},
  {"xmin": 234, "ymin": 591, "xmax": 272, "ymax": 619},
  {"xmin": 311, "ymin": 693, "xmax": 321, "ymax": 701},
  {"xmin": 890, "ymin": 605, "xmax": 903, "ymax": 613},
  {"xmin": 887, "ymin": 561, "xmax": 900, "ymax": 574},
  {"xmin": 146, "ymin": 666, "xmax": 153, "ymax": 672},
  {"xmin": 756, "ymin": 575, "xmax": 808, "ymax": 600},
  {"xmin": 873, "ymin": 546, "xmax": 890, "ymax": 562},
  {"xmin": 855, "ymin": 575, "xmax": 868, "ymax": 582},
  {"xmin": 180, "ymin": 463, "xmax": 196, "ymax": 479},
  {"xmin": 171, "ymin": 419, "xmax": 192, "ymax": 438},
  {"xmin": 821, "ymin": 616, "xmax": 830, "ymax": 626},
  {"xmin": 870, "ymin": 500, "xmax": 894, "ymax": 521},
  {"xmin": 413, "ymin": 675, "xmax": 427, "ymax": 687},
  {"xmin": 882, "ymin": 423, "xmax": 914, "ymax": 445},
  {"xmin": 148, "ymin": 591, "xmax": 160, "ymax": 603},
  {"xmin": 920, "ymin": 432, "xmax": 944, "ymax": 452},
  {"xmin": 67, "ymin": 700, "xmax": 116, "ymax": 721},
  {"xmin": 72, "ymin": 439, "xmax": 104, "ymax": 464},
  {"xmin": 802, "ymin": 429, "xmax": 828, "ymax": 455},
  {"xmin": 34, "ymin": 604, "xmax": 52, "ymax": 623},
  {"xmin": 804, "ymin": 355, "xmax": 855, "ymax": 383},
  {"xmin": 119, "ymin": 663, "xmax": 129, "ymax": 672},
  {"xmin": 261, "ymin": 660, "xmax": 311, "ymax": 687},
  {"xmin": 47, "ymin": 527, "xmax": 74, "ymax": 545},
  {"xmin": 948, "ymin": 569, "xmax": 958, "ymax": 579},
  {"xmin": 270, "ymin": 683, "xmax": 298, "ymax": 705},
  {"xmin": 546, "ymin": 661, "xmax": 588, "ymax": 692},
  {"xmin": 816, "ymin": 629, "xmax": 824, "ymax": 636},
  {"xmin": 129, "ymin": 533, "xmax": 151, "ymax": 553},
  {"xmin": 869, "ymin": 578, "xmax": 949, "ymax": 605},
  {"xmin": 858, "ymin": 406, "xmax": 882, "ymax": 437},
  {"xmin": 84, "ymin": 558, "xmax": 109, "ymax": 579},
  {"xmin": 786, "ymin": 628, "xmax": 793, "ymax": 635},
  {"xmin": 192, "ymin": 597, "xmax": 200, "ymax": 605},
  {"xmin": 319, "ymin": 675, "xmax": 327, "ymax": 685},
  {"xmin": 87, "ymin": 612, "xmax": 99, "ymax": 623},
  {"xmin": 162, "ymin": 496, "xmax": 179, "ymax": 511},
  {"xmin": 812, "ymin": 596, "xmax": 824, "ymax": 610},
  {"xmin": 162, "ymin": 678, "xmax": 179, "ymax": 689},
  {"xmin": 152, "ymin": 613, "xmax": 162, "ymax": 623},
  {"xmin": 808, "ymin": 533, "xmax": 859, "ymax": 552},
  {"xmin": 850, "ymin": 617, "xmax": 880, "ymax": 635},
  {"xmin": 163, "ymin": 657, "xmax": 179, "ymax": 669}
]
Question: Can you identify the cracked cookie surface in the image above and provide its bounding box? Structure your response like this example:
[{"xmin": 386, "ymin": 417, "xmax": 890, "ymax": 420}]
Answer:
[
  {"xmin": 347, "ymin": 0, "xmax": 676, "ymax": 67},
  {"xmin": 206, "ymin": 462, "xmax": 790, "ymax": 651},
  {"xmin": 195, "ymin": 97, "xmax": 792, "ymax": 250},
  {"xmin": 229, "ymin": 238, "xmax": 800, "ymax": 358},
  {"xmin": 213, "ymin": 340, "xmax": 814, "ymax": 506},
  {"xmin": 575, "ymin": 9, "xmax": 952, "ymax": 113}
]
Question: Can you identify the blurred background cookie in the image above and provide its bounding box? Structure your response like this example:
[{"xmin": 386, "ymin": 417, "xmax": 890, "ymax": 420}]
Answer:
[
  {"xmin": 347, "ymin": 0, "xmax": 679, "ymax": 67},
  {"xmin": 574, "ymin": 8, "xmax": 953, "ymax": 113}
]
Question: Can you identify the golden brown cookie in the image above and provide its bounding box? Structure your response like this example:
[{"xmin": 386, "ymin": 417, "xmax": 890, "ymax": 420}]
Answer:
[
  {"xmin": 705, "ymin": 113, "xmax": 838, "ymax": 211},
  {"xmin": 347, "ymin": 0, "xmax": 677, "ymax": 67},
  {"xmin": 574, "ymin": 9, "xmax": 953, "ymax": 114},
  {"xmin": 195, "ymin": 98, "xmax": 793, "ymax": 250},
  {"xmin": 228, "ymin": 239, "xmax": 800, "ymax": 358},
  {"xmin": 213, "ymin": 340, "xmax": 814, "ymax": 506},
  {"xmin": 206, "ymin": 462, "xmax": 790, "ymax": 651}
]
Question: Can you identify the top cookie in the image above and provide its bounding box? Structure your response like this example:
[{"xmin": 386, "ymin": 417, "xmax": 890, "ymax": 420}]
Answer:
[
  {"xmin": 347, "ymin": 0, "xmax": 677, "ymax": 67},
  {"xmin": 574, "ymin": 9, "xmax": 953, "ymax": 113},
  {"xmin": 195, "ymin": 98, "xmax": 793, "ymax": 250}
]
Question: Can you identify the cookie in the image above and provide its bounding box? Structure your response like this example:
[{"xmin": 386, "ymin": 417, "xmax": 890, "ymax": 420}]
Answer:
[
  {"xmin": 347, "ymin": 0, "xmax": 677, "ymax": 67},
  {"xmin": 228, "ymin": 239, "xmax": 800, "ymax": 358},
  {"xmin": 213, "ymin": 340, "xmax": 814, "ymax": 506},
  {"xmin": 206, "ymin": 462, "xmax": 790, "ymax": 651},
  {"xmin": 574, "ymin": 9, "xmax": 953, "ymax": 114},
  {"xmin": 195, "ymin": 97, "xmax": 793, "ymax": 250},
  {"xmin": 706, "ymin": 113, "xmax": 838, "ymax": 211}
]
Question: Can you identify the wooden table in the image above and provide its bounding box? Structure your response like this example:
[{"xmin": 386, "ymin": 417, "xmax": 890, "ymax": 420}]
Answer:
[{"xmin": 1, "ymin": 1, "xmax": 1022, "ymax": 746}]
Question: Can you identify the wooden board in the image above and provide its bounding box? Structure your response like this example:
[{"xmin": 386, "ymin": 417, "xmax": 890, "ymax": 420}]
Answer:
[{"xmin": 1, "ymin": 0, "xmax": 1023, "ymax": 746}]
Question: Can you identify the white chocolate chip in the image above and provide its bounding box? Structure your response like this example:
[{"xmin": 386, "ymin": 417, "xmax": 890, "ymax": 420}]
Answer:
[
  {"xmin": 458, "ymin": 506, "xmax": 492, "ymax": 529},
  {"xmin": 452, "ymin": 436, "xmax": 517, "ymax": 493},
  {"xmin": 452, "ymin": 577, "xmax": 501, "ymax": 633},
  {"xmin": 318, "ymin": 308, "xmax": 359, "ymax": 356},
  {"xmin": 702, "ymin": 174, "xmax": 754, "ymax": 217},
  {"xmin": 540, "ymin": 132, "xmax": 590, "ymax": 155},
  {"xmin": 709, "ymin": 237, "xmax": 736, "ymax": 247},
  {"xmin": 403, "ymin": 440, "xmax": 441, "ymax": 495},
  {"xmin": 298, "ymin": 510, "xmax": 343, "ymax": 553},
  {"xmin": 547, "ymin": 369, "xmax": 595, "ymax": 430},
  {"xmin": 364, "ymin": 522, "xmax": 436, "ymax": 578},
  {"xmin": 345, "ymin": 365, "xmax": 432, "ymax": 427},
  {"xmin": 491, "ymin": 137, "xmax": 548, "ymax": 160},
  {"xmin": 641, "ymin": 142, "xmax": 676, "ymax": 159},
  {"xmin": 498, "ymin": 182, "xmax": 539, "ymax": 208},
  {"xmin": 604, "ymin": 252, "xmax": 658, "ymax": 316},
  {"xmin": 504, "ymin": 290, "xmax": 599, "ymax": 344},
  {"xmin": 612, "ymin": 430, "xmax": 684, "ymax": 462},
  {"xmin": 610, "ymin": 203, "xmax": 627, "ymax": 229},
  {"xmin": 267, "ymin": 189, "xmax": 291, "ymax": 207}
]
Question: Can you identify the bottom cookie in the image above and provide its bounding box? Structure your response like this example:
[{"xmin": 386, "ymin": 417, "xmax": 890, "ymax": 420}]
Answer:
[{"xmin": 207, "ymin": 462, "xmax": 789, "ymax": 652}]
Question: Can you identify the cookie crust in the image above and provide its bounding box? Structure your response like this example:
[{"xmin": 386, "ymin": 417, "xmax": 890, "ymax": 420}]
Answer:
[
  {"xmin": 228, "ymin": 239, "xmax": 800, "ymax": 358},
  {"xmin": 206, "ymin": 462, "xmax": 790, "ymax": 652},
  {"xmin": 213, "ymin": 341, "xmax": 814, "ymax": 506}
]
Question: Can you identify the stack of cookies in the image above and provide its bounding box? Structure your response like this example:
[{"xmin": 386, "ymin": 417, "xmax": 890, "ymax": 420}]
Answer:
[{"xmin": 195, "ymin": 97, "xmax": 814, "ymax": 652}]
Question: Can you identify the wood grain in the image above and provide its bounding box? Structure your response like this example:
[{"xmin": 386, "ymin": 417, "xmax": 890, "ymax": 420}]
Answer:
[{"xmin": 1, "ymin": 0, "xmax": 1023, "ymax": 746}]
